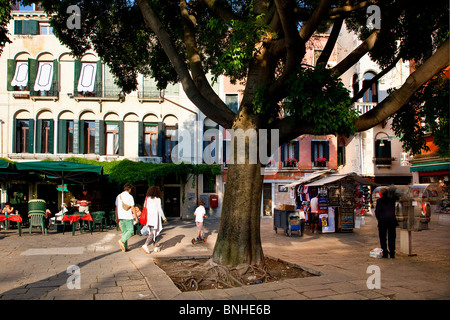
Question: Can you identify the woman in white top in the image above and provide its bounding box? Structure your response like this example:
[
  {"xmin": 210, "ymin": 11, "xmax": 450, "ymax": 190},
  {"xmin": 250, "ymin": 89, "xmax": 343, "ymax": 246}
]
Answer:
[{"xmin": 142, "ymin": 186, "xmax": 167, "ymax": 254}]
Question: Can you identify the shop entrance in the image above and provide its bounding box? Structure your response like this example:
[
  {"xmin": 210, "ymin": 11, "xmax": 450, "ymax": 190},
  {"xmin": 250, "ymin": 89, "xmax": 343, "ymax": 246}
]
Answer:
[
  {"xmin": 263, "ymin": 183, "xmax": 273, "ymax": 216},
  {"xmin": 163, "ymin": 186, "xmax": 181, "ymax": 218}
]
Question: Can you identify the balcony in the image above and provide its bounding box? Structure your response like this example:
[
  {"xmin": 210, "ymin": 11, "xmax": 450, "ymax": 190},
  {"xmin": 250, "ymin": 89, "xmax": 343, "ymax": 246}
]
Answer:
[
  {"xmin": 354, "ymin": 102, "xmax": 377, "ymax": 115},
  {"xmin": 373, "ymin": 157, "xmax": 396, "ymax": 167},
  {"xmin": 138, "ymin": 88, "xmax": 164, "ymax": 103}
]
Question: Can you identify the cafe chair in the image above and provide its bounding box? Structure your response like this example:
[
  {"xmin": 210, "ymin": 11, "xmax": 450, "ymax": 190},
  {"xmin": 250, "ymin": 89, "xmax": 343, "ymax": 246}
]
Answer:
[
  {"xmin": 92, "ymin": 211, "xmax": 107, "ymax": 232},
  {"xmin": 28, "ymin": 212, "xmax": 47, "ymax": 235}
]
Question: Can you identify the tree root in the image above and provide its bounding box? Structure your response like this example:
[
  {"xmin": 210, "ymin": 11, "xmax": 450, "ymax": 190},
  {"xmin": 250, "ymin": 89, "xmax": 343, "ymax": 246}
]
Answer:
[{"xmin": 174, "ymin": 258, "xmax": 275, "ymax": 291}]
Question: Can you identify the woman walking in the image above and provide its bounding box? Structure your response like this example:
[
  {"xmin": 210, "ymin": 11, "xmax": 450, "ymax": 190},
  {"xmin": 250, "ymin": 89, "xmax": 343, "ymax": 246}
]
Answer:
[{"xmin": 142, "ymin": 186, "xmax": 167, "ymax": 253}]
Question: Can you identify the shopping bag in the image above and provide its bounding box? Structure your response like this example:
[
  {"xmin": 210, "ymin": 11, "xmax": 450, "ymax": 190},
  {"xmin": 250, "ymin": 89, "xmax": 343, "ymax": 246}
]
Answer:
[
  {"xmin": 139, "ymin": 199, "xmax": 147, "ymax": 225},
  {"xmin": 140, "ymin": 225, "xmax": 149, "ymax": 236},
  {"xmin": 369, "ymin": 248, "xmax": 383, "ymax": 259}
]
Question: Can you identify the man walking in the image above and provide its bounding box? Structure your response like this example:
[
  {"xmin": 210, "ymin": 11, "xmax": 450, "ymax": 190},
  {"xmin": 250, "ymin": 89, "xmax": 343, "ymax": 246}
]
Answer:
[
  {"xmin": 116, "ymin": 183, "xmax": 135, "ymax": 252},
  {"xmin": 375, "ymin": 187, "xmax": 398, "ymax": 258}
]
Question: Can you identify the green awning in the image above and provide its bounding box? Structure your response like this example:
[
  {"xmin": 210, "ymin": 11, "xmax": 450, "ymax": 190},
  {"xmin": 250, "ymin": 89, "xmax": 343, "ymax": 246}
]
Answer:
[
  {"xmin": 15, "ymin": 161, "xmax": 103, "ymax": 175},
  {"xmin": 0, "ymin": 159, "xmax": 14, "ymax": 170},
  {"xmin": 410, "ymin": 160, "xmax": 450, "ymax": 173}
]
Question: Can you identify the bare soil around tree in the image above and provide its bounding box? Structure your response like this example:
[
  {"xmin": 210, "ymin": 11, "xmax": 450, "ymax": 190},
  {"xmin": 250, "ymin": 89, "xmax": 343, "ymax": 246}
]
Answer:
[{"xmin": 154, "ymin": 256, "xmax": 318, "ymax": 292}]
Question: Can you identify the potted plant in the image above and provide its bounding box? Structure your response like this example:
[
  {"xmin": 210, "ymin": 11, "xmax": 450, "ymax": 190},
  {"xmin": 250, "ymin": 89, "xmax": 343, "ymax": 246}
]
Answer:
[
  {"xmin": 315, "ymin": 157, "xmax": 328, "ymax": 167},
  {"xmin": 286, "ymin": 158, "xmax": 298, "ymax": 167}
]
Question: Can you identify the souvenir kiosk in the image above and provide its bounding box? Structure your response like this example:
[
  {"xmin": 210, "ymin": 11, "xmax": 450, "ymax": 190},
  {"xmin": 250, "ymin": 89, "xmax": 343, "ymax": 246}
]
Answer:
[{"xmin": 296, "ymin": 173, "xmax": 377, "ymax": 233}]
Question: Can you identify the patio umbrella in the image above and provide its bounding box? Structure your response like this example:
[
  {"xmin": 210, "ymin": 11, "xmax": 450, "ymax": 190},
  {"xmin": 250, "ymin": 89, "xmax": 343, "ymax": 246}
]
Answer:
[{"xmin": 15, "ymin": 160, "xmax": 103, "ymax": 206}]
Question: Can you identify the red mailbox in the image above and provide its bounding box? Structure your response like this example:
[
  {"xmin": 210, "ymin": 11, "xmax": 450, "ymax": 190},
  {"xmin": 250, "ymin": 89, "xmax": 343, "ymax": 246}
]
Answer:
[{"xmin": 210, "ymin": 194, "xmax": 219, "ymax": 208}]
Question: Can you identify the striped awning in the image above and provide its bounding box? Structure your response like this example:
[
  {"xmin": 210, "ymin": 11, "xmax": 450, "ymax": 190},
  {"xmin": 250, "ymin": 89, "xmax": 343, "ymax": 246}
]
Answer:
[{"xmin": 410, "ymin": 160, "xmax": 450, "ymax": 173}]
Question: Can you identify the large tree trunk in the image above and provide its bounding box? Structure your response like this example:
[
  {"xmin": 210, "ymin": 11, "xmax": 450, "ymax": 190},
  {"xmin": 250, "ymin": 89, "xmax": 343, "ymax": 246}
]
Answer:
[{"xmin": 212, "ymin": 162, "xmax": 265, "ymax": 267}]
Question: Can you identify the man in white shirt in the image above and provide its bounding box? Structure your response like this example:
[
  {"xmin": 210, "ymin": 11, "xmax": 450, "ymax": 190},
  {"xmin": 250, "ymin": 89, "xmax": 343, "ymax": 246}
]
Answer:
[
  {"xmin": 116, "ymin": 183, "xmax": 135, "ymax": 252},
  {"xmin": 310, "ymin": 195, "xmax": 319, "ymax": 234}
]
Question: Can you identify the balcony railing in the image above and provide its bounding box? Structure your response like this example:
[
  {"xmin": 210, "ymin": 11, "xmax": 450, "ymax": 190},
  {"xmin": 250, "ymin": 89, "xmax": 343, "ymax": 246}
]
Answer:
[{"xmin": 354, "ymin": 102, "xmax": 377, "ymax": 115}]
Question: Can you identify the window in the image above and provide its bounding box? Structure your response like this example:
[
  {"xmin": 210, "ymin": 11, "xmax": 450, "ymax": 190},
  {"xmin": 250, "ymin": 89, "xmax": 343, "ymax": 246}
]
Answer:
[
  {"xmin": 352, "ymin": 74, "xmax": 359, "ymax": 98},
  {"xmin": 313, "ymin": 49, "xmax": 323, "ymax": 66},
  {"xmin": 281, "ymin": 141, "xmax": 298, "ymax": 167},
  {"xmin": 34, "ymin": 61, "xmax": 53, "ymax": 92},
  {"xmin": 14, "ymin": 20, "xmax": 39, "ymax": 35},
  {"xmin": 74, "ymin": 59, "xmax": 102, "ymax": 96},
  {"xmin": 225, "ymin": 94, "xmax": 239, "ymax": 113},
  {"xmin": 203, "ymin": 136, "xmax": 217, "ymax": 164},
  {"xmin": 39, "ymin": 120, "xmax": 52, "ymax": 153},
  {"xmin": 337, "ymin": 138, "xmax": 346, "ymax": 166},
  {"xmin": 203, "ymin": 172, "xmax": 216, "ymax": 193},
  {"xmin": 105, "ymin": 122, "xmax": 119, "ymax": 155},
  {"xmin": 84, "ymin": 121, "xmax": 96, "ymax": 154},
  {"xmin": 164, "ymin": 126, "xmax": 177, "ymax": 162},
  {"xmin": 311, "ymin": 140, "xmax": 329, "ymax": 167},
  {"xmin": 144, "ymin": 124, "xmax": 158, "ymax": 156},
  {"xmin": 362, "ymin": 72, "xmax": 378, "ymax": 103},
  {"xmin": 66, "ymin": 121, "xmax": 74, "ymax": 154},
  {"xmin": 9, "ymin": 61, "xmax": 28, "ymax": 90},
  {"xmin": 13, "ymin": 119, "xmax": 34, "ymax": 153},
  {"xmin": 375, "ymin": 138, "xmax": 392, "ymax": 166},
  {"xmin": 39, "ymin": 23, "xmax": 53, "ymax": 35}
]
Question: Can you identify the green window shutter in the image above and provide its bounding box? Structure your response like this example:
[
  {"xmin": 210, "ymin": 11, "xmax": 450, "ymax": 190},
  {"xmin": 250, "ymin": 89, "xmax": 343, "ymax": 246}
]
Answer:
[
  {"xmin": 96, "ymin": 60, "xmax": 102, "ymax": 97},
  {"xmin": 73, "ymin": 59, "xmax": 81, "ymax": 96},
  {"xmin": 58, "ymin": 119, "xmax": 67, "ymax": 153},
  {"xmin": 138, "ymin": 122, "xmax": 144, "ymax": 156},
  {"xmin": 77, "ymin": 120, "xmax": 85, "ymax": 154},
  {"xmin": 28, "ymin": 58, "xmax": 38, "ymax": 96},
  {"xmin": 118, "ymin": 121, "xmax": 124, "ymax": 156},
  {"xmin": 7, "ymin": 59, "xmax": 15, "ymax": 91},
  {"xmin": 52, "ymin": 59, "xmax": 58, "ymax": 94},
  {"xmin": 12, "ymin": 119, "xmax": 17, "ymax": 153},
  {"xmin": 35, "ymin": 119, "xmax": 42, "ymax": 153},
  {"xmin": 14, "ymin": 20, "xmax": 23, "ymax": 35},
  {"xmin": 95, "ymin": 120, "xmax": 105, "ymax": 155},
  {"xmin": 158, "ymin": 122, "xmax": 165, "ymax": 157},
  {"xmin": 22, "ymin": 20, "xmax": 38, "ymax": 35},
  {"xmin": 48, "ymin": 119, "xmax": 54, "ymax": 154},
  {"xmin": 28, "ymin": 119, "xmax": 34, "ymax": 153}
]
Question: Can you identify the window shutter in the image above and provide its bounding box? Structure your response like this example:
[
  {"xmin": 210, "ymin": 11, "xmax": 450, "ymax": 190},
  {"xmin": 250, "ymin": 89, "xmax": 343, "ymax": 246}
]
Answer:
[
  {"xmin": 95, "ymin": 120, "xmax": 105, "ymax": 155},
  {"xmin": 280, "ymin": 144, "xmax": 286, "ymax": 162},
  {"xmin": 294, "ymin": 140, "xmax": 299, "ymax": 161},
  {"xmin": 48, "ymin": 119, "xmax": 54, "ymax": 154},
  {"xmin": 311, "ymin": 142, "xmax": 316, "ymax": 162},
  {"xmin": 73, "ymin": 59, "xmax": 81, "ymax": 96},
  {"xmin": 96, "ymin": 60, "xmax": 102, "ymax": 97},
  {"xmin": 118, "ymin": 121, "xmax": 124, "ymax": 156},
  {"xmin": 23, "ymin": 20, "xmax": 38, "ymax": 35},
  {"xmin": 28, "ymin": 119, "xmax": 34, "ymax": 153},
  {"xmin": 52, "ymin": 59, "xmax": 58, "ymax": 94},
  {"xmin": 203, "ymin": 141, "xmax": 209, "ymax": 164},
  {"xmin": 28, "ymin": 58, "xmax": 38, "ymax": 96},
  {"xmin": 138, "ymin": 122, "xmax": 144, "ymax": 156},
  {"xmin": 7, "ymin": 59, "xmax": 15, "ymax": 91},
  {"xmin": 77, "ymin": 120, "xmax": 84, "ymax": 154},
  {"xmin": 58, "ymin": 119, "xmax": 67, "ymax": 153},
  {"xmin": 14, "ymin": 20, "xmax": 23, "ymax": 35},
  {"xmin": 324, "ymin": 141, "xmax": 330, "ymax": 161},
  {"xmin": 35, "ymin": 119, "xmax": 42, "ymax": 153},
  {"xmin": 158, "ymin": 122, "xmax": 165, "ymax": 157},
  {"xmin": 12, "ymin": 119, "xmax": 17, "ymax": 153}
]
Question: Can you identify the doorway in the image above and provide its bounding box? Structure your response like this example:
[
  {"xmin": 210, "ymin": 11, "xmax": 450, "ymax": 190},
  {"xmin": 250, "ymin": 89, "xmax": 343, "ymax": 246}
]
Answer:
[
  {"xmin": 263, "ymin": 183, "xmax": 273, "ymax": 216},
  {"xmin": 163, "ymin": 186, "xmax": 181, "ymax": 218}
]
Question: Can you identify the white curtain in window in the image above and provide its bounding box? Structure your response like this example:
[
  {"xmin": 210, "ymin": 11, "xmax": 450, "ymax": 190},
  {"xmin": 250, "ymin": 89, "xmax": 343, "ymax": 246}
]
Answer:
[
  {"xmin": 34, "ymin": 61, "xmax": 53, "ymax": 91},
  {"xmin": 77, "ymin": 63, "xmax": 96, "ymax": 93},
  {"xmin": 11, "ymin": 61, "xmax": 28, "ymax": 87}
]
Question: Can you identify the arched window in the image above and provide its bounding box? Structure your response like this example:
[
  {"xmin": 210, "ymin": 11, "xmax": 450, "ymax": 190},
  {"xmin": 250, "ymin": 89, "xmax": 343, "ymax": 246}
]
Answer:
[{"xmin": 363, "ymin": 72, "xmax": 378, "ymax": 103}]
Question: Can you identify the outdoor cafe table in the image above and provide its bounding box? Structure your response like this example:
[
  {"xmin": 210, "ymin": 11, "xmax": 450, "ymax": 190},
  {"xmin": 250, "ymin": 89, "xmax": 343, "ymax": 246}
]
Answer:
[
  {"xmin": 0, "ymin": 214, "xmax": 22, "ymax": 236},
  {"xmin": 61, "ymin": 213, "xmax": 93, "ymax": 236}
]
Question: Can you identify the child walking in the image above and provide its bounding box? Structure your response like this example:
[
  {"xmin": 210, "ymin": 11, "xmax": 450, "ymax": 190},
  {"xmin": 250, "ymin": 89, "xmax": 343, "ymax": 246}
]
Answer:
[{"xmin": 194, "ymin": 200, "xmax": 207, "ymax": 240}]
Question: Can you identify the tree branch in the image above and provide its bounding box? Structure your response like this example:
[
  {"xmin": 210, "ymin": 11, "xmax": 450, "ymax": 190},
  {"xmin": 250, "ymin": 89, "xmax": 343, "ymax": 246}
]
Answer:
[
  {"xmin": 316, "ymin": 18, "xmax": 343, "ymax": 67},
  {"xmin": 137, "ymin": 0, "xmax": 234, "ymax": 128},
  {"xmin": 199, "ymin": 0, "xmax": 237, "ymax": 21},
  {"xmin": 299, "ymin": 0, "xmax": 330, "ymax": 42},
  {"xmin": 355, "ymin": 39, "xmax": 450, "ymax": 131},
  {"xmin": 328, "ymin": 0, "xmax": 379, "ymax": 19},
  {"xmin": 331, "ymin": 29, "xmax": 380, "ymax": 76}
]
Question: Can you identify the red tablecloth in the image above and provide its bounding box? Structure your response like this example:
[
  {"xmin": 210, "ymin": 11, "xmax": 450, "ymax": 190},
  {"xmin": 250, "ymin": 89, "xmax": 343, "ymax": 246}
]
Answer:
[
  {"xmin": 61, "ymin": 213, "xmax": 93, "ymax": 223},
  {"xmin": 0, "ymin": 215, "xmax": 22, "ymax": 223}
]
